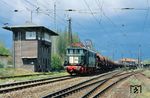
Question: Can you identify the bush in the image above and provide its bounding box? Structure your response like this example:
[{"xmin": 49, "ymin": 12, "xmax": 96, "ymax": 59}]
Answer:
[
  {"xmin": 0, "ymin": 62, "xmax": 4, "ymax": 68},
  {"xmin": 51, "ymin": 54, "xmax": 64, "ymax": 71},
  {"xmin": 0, "ymin": 42, "xmax": 10, "ymax": 56}
]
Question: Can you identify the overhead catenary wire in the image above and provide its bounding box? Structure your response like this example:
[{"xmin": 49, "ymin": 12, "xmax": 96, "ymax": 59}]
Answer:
[
  {"xmin": 24, "ymin": 0, "xmax": 70, "ymax": 28},
  {"xmin": 95, "ymin": 0, "xmax": 117, "ymax": 58},
  {"xmin": 95, "ymin": 0, "xmax": 104, "ymax": 24},
  {"xmin": 36, "ymin": 0, "xmax": 89, "ymax": 31},
  {"xmin": 1, "ymin": 0, "xmax": 14, "ymax": 9},
  {"xmin": 24, "ymin": 0, "xmax": 38, "ymax": 9},
  {"xmin": 23, "ymin": 0, "xmax": 68, "ymax": 28},
  {"xmin": 83, "ymin": 0, "xmax": 101, "ymax": 25},
  {"xmin": 83, "ymin": 0, "xmax": 108, "ymax": 33},
  {"xmin": 142, "ymin": 0, "xmax": 150, "ymax": 31}
]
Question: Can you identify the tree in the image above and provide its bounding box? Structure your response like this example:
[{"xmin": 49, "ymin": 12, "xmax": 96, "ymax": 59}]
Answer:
[
  {"xmin": 0, "ymin": 42, "xmax": 10, "ymax": 56},
  {"xmin": 51, "ymin": 31, "xmax": 80, "ymax": 71},
  {"xmin": 51, "ymin": 54, "xmax": 64, "ymax": 71},
  {"xmin": 0, "ymin": 42, "xmax": 12, "ymax": 68},
  {"xmin": 56, "ymin": 31, "xmax": 80, "ymax": 59},
  {"xmin": 0, "ymin": 62, "xmax": 4, "ymax": 68}
]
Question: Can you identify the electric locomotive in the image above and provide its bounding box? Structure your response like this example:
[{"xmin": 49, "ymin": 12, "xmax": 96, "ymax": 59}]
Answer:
[{"xmin": 64, "ymin": 46, "xmax": 97, "ymax": 75}]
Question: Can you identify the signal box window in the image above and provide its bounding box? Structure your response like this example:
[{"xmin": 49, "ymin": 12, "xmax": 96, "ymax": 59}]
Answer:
[
  {"xmin": 22, "ymin": 58, "xmax": 36, "ymax": 65},
  {"xmin": 44, "ymin": 33, "xmax": 51, "ymax": 42},
  {"xmin": 26, "ymin": 32, "xmax": 36, "ymax": 39}
]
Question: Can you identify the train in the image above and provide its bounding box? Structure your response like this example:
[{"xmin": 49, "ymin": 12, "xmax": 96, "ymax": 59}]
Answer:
[{"xmin": 64, "ymin": 43, "xmax": 122, "ymax": 75}]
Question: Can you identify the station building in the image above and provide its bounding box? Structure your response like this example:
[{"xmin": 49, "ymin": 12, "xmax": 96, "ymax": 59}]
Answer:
[
  {"xmin": 119, "ymin": 58, "xmax": 138, "ymax": 66},
  {"xmin": 3, "ymin": 24, "xmax": 58, "ymax": 72}
]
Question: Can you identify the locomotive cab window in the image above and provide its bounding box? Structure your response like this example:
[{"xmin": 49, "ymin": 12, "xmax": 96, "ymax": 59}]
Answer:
[
  {"xmin": 67, "ymin": 49, "xmax": 73, "ymax": 54},
  {"xmin": 75, "ymin": 49, "xmax": 80, "ymax": 54},
  {"xmin": 67, "ymin": 48, "xmax": 85, "ymax": 55},
  {"xmin": 80, "ymin": 49, "xmax": 84, "ymax": 54}
]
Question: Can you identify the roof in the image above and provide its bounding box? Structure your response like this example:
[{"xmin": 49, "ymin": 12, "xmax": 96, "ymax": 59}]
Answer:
[
  {"xmin": 3, "ymin": 23, "xmax": 58, "ymax": 36},
  {"xmin": 120, "ymin": 58, "xmax": 138, "ymax": 62},
  {"xmin": 71, "ymin": 42, "xmax": 85, "ymax": 48}
]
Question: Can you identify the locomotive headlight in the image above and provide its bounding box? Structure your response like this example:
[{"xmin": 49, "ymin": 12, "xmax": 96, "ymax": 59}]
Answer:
[
  {"xmin": 74, "ymin": 57, "xmax": 79, "ymax": 64},
  {"xmin": 69, "ymin": 56, "xmax": 79, "ymax": 64}
]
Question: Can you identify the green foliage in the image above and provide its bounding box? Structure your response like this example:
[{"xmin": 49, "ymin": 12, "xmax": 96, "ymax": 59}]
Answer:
[
  {"xmin": 51, "ymin": 31, "xmax": 80, "ymax": 71},
  {"xmin": 57, "ymin": 32, "xmax": 68, "ymax": 58},
  {"xmin": 0, "ymin": 42, "xmax": 10, "ymax": 56},
  {"xmin": 56, "ymin": 31, "xmax": 80, "ymax": 58},
  {"xmin": 0, "ymin": 62, "xmax": 4, "ymax": 68},
  {"xmin": 7, "ymin": 56, "xmax": 13, "ymax": 65},
  {"xmin": 72, "ymin": 33, "xmax": 80, "ymax": 43},
  {"xmin": 51, "ymin": 54, "xmax": 64, "ymax": 71}
]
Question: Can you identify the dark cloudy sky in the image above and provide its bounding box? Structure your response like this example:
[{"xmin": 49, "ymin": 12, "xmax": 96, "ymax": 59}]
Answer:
[{"xmin": 0, "ymin": 0, "xmax": 150, "ymax": 60}]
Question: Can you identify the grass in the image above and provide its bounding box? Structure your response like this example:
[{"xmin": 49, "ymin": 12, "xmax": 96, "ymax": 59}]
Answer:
[
  {"xmin": 137, "ymin": 69, "xmax": 150, "ymax": 98},
  {"xmin": 0, "ymin": 68, "xmax": 69, "ymax": 84},
  {"xmin": 0, "ymin": 68, "xmax": 37, "ymax": 77},
  {"xmin": 128, "ymin": 70, "xmax": 150, "ymax": 98},
  {"xmin": 129, "ymin": 77, "xmax": 142, "ymax": 85},
  {"xmin": 137, "ymin": 83, "xmax": 150, "ymax": 98},
  {"xmin": 142, "ymin": 69, "xmax": 150, "ymax": 77}
]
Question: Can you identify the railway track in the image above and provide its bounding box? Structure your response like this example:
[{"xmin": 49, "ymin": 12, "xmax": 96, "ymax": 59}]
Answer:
[
  {"xmin": 82, "ymin": 72, "xmax": 135, "ymax": 98},
  {"xmin": 0, "ymin": 70, "xmax": 120, "ymax": 95},
  {"xmin": 0, "ymin": 75, "xmax": 73, "ymax": 94},
  {"xmin": 0, "ymin": 73, "xmax": 56, "ymax": 79},
  {"xmin": 42, "ymin": 70, "xmax": 123, "ymax": 98},
  {"xmin": 42, "ymin": 71, "xmax": 139, "ymax": 98}
]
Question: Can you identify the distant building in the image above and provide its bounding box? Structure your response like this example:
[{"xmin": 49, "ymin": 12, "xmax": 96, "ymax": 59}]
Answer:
[
  {"xmin": 3, "ymin": 24, "xmax": 58, "ymax": 72},
  {"xmin": 119, "ymin": 58, "xmax": 138, "ymax": 66}
]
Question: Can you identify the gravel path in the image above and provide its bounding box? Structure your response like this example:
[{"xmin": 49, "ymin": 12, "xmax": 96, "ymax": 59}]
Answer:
[
  {"xmin": 0, "ymin": 76, "xmax": 97, "ymax": 98},
  {"xmin": 99, "ymin": 72, "xmax": 150, "ymax": 98}
]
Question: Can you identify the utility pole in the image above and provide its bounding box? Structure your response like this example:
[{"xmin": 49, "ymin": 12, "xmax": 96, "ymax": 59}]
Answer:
[
  {"xmin": 54, "ymin": 2, "xmax": 56, "ymax": 29},
  {"xmin": 52, "ymin": 1, "xmax": 57, "ymax": 54},
  {"xmin": 112, "ymin": 48, "xmax": 114, "ymax": 61},
  {"xmin": 138, "ymin": 44, "xmax": 141, "ymax": 68},
  {"xmin": 121, "ymin": 51, "xmax": 124, "ymax": 65},
  {"xmin": 30, "ymin": 11, "xmax": 33, "ymax": 23},
  {"xmin": 68, "ymin": 17, "xmax": 73, "ymax": 45}
]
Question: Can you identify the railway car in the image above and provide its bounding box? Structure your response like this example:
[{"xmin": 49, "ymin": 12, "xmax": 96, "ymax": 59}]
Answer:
[{"xmin": 64, "ymin": 43, "xmax": 121, "ymax": 75}]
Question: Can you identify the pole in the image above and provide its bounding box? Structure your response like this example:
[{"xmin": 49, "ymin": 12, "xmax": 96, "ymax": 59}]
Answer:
[
  {"xmin": 54, "ymin": 2, "xmax": 56, "ymax": 29},
  {"xmin": 31, "ymin": 11, "xmax": 33, "ymax": 23},
  {"xmin": 138, "ymin": 44, "xmax": 141, "ymax": 68},
  {"xmin": 68, "ymin": 17, "xmax": 73, "ymax": 45},
  {"xmin": 51, "ymin": 2, "xmax": 57, "ymax": 55},
  {"xmin": 112, "ymin": 48, "xmax": 114, "ymax": 61},
  {"xmin": 13, "ymin": 33, "xmax": 15, "ymax": 69},
  {"xmin": 65, "ymin": 9, "xmax": 76, "ymax": 45}
]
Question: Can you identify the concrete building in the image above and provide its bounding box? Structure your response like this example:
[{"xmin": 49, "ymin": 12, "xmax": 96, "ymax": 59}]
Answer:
[{"xmin": 3, "ymin": 24, "xmax": 58, "ymax": 72}]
